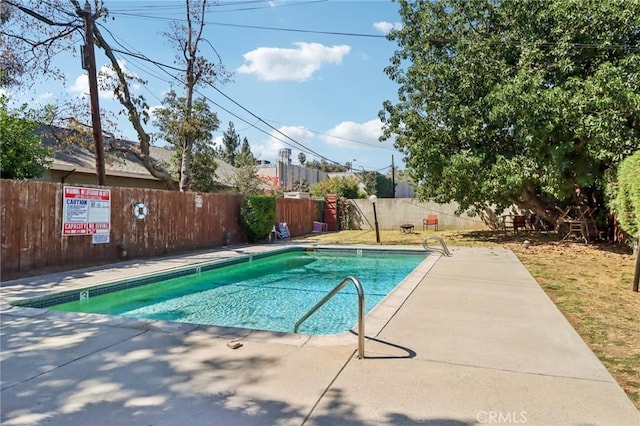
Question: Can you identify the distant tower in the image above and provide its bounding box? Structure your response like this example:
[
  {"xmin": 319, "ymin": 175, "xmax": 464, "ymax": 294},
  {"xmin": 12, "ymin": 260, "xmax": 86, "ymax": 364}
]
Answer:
[
  {"xmin": 279, "ymin": 148, "xmax": 292, "ymax": 164},
  {"xmin": 279, "ymin": 148, "xmax": 292, "ymax": 188}
]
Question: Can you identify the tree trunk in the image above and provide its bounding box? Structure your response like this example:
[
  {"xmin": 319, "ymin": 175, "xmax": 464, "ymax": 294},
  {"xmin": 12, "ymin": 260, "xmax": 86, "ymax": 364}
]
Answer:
[
  {"xmin": 177, "ymin": 0, "xmax": 204, "ymax": 192},
  {"xmin": 93, "ymin": 25, "xmax": 178, "ymax": 190},
  {"xmin": 513, "ymin": 186, "xmax": 559, "ymax": 227}
]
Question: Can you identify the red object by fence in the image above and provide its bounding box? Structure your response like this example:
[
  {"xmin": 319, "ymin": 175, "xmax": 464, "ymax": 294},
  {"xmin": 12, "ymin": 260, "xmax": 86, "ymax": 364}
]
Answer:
[{"xmin": 324, "ymin": 194, "xmax": 338, "ymax": 231}]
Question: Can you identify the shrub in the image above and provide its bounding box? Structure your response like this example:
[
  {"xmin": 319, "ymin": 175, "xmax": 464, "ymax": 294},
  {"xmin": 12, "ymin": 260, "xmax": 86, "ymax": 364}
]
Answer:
[
  {"xmin": 240, "ymin": 195, "xmax": 276, "ymax": 242},
  {"xmin": 310, "ymin": 176, "xmax": 361, "ymax": 199},
  {"xmin": 612, "ymin": 151, "xmax": 640, "ymax": 238},
  {"xmin": 0, "ymin": 96, "xmax": 51, "ymax": 179}
]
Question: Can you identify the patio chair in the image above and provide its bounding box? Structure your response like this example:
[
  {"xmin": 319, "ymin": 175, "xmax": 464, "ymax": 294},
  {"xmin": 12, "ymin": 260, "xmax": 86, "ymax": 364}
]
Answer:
[
  {"xmin": 423, "ymin": 214, "xmax": 439, "ymax": 231},
  {"xmin": 513, "ymin": 215, "xmax": 527, "ymax": 233},
  {"xmin": 274, "ymin": 222, "xmax": 290, "ymax": 240},
  {"xmin": 312, "ymin": 221, "xmax": 328, "ymax": 233},
  {"xmin": 500, "ymin": 214, "xmax": 527, "ymax": 234}
]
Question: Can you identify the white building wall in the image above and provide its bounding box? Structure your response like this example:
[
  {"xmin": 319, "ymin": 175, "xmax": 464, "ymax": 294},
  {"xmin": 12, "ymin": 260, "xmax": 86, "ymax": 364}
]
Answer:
[
  {"xmin": 350, "ymin": 198, "xmax": 489, "ymax": 231},
  {"xmin": 256, "ymin": 163, "xmax": 415, "ymax": 197},
  {"xmin": 256, "ymin": 163, "xmax": 328, "ymax": 189}
]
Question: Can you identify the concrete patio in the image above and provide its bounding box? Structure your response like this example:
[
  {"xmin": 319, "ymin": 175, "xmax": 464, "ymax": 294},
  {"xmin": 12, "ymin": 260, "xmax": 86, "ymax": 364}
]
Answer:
[{"xmin": 1, "ymin": 245, "xmax": 637, "ymax": 425}]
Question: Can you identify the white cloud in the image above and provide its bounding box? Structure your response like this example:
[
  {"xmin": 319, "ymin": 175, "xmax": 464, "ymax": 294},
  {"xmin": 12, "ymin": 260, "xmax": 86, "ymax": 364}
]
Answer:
[
  {"xmin": 148, "ymin": 104, "xmax": 163, "ymax": 114},
  {"xmin": 69, "ymin": 60, "xmax": 140, "ymax": 99},
  {"xmin": 237, "ymin": 42, "xmax": 351, "ymax": 82},
  {"xmin": 373, "ymin": 21, "xmax": 402, "ymax": 35},
  {"xmin": 37, "ymin": 92, "xmax": 55, "ymax": 101},
  {"xmin": 321, "ymin": 118, "xmax": 393, "ymax": 149},
  {"xmin": 253, "ymin": 126, "xmax": 314, "ymax": 161},
  {"xmin": 68, "ymin": 74, "xmax": 90, "ymax": 97}
]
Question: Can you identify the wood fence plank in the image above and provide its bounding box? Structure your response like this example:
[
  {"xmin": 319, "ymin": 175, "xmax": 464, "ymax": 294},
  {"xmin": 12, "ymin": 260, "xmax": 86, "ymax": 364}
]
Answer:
[{"xmin": 1, "ymin": 180, "xmax": 321, "ymax": 278}]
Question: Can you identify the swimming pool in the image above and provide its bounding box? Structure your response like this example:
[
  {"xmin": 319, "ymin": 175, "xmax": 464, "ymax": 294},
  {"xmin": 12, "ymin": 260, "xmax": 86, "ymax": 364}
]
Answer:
[{"xmin": 15, "ymin": 247, "xmax": 435, "ymax": 335}]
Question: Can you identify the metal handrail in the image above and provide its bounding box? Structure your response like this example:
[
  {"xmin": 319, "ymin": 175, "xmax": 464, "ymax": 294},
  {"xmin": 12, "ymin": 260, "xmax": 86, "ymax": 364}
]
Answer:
[
  {"xmin": 294, "ymin": 276, "xmax": 365, "ymax": 359},
  {"xmin": 422, "ymin": 236, "xmax": 452, "ymax": 257}
]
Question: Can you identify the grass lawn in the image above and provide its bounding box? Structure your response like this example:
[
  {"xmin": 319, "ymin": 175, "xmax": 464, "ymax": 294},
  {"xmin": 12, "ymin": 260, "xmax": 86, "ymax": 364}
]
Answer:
[{"xmin": 293, "ymin": 228, "xmax": 640, "ymax": 409}]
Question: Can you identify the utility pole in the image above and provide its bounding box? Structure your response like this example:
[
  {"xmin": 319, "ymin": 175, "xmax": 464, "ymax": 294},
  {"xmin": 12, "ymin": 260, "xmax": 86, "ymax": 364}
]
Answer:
[
  {"xmin": 81, "ymin": 1, "xmax": 106, "ymax": 186},
  {"xmin": 633, "ymin": 238, "xmax": 639, "ymax": 292},
  {"xmin": 391, "ymin": 155, "xmax": 396, "ymax": 198}
]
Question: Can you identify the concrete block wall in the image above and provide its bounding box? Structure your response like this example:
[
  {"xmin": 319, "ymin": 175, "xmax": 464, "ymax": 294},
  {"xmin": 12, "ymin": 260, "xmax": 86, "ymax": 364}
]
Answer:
[{"xmin": 349, "ymin": 198, "xmax": 489, "ymax": 231}]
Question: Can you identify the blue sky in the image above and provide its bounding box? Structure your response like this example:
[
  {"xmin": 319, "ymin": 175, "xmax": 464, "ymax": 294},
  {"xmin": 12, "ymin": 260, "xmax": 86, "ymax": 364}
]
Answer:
[{"xmin": 11, "ymin": 0, "xmax": 405, "ymax": 173}]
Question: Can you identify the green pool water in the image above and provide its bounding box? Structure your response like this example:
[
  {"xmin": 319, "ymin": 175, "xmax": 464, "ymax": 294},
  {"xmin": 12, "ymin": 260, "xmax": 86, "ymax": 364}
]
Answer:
[{"xmin": 49, "ymin": 250, "xmax": 426, "ymax": 335}]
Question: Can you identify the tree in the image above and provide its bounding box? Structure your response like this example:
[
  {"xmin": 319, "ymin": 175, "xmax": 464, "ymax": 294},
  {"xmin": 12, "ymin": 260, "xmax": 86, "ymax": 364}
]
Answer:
[
  {"xmin": 380, "ymin": 0, "xmax": 640, "ymax": 223},
  {"xmin": 358, "ymin": 170, "xmax": 377, "ymax": 195},
  {"xmin": 240, "ymin": 195, "xmax": 276, "ymax": 243},
  {"xmin": 2, "ymin": 0, "xmax": 230, "ymax": 191},
  {"xmin": 292, "ymin": 179, "xmax": 310, "ymax": 192},
  {"xmin": 236, "ymin": 136, "xmax": 255, "ymax": 167},
  {"xmin": 305, "ymin": 159, "xmax": 349, "ymax": 173},
  {"xmin": 189, "ymin": 140, "xmax": 220, "ymax": 193},
  {"xmin": 2, "ymin": 1, "xmax": 178, "ymax": 188},
  {"xmin": 233, "ymin": 162, "xmax": 264, "ymax": 196},
  {"xmin": 0, "ymin": 96, "xmax": 51, "ymax": 179},
  {"xmin": 162, "ymin": 0, "xmax": 230, "ymax": 191},
  {"xmin": 0, "ymin": 3, "xmax": 24, "ymax": 87},
  {"xmin": 218, "ymin": 122, "xmax": 241, "ymax": 166},
  {"xmin": 298, "ymin": 152, "xmax": 306, "ymax": 166},
  {"xmin": 376, "ymin": 174, "xmax": 394, "ymax": 198},
  {"xmin": 153, "ymin": 90, "xmax": 220, "ymax": 192},
  {"xmin": 310, "ymin": 176, "xmax": 362, "ymax": 199},
  {"xmin": 0, "ymin": 1, "xmax": 78, "ymax": 88}
]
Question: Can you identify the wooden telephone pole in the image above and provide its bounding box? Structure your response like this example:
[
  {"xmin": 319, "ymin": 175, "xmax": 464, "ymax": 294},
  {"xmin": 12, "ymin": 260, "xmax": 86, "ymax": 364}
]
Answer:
[
  {"xmin": 634, "ymin": 238, "xmax": 639, "ymax": 292},
  {"xmin": 81, "ymin": 1, "xmax": 106, "ymax": 186}
]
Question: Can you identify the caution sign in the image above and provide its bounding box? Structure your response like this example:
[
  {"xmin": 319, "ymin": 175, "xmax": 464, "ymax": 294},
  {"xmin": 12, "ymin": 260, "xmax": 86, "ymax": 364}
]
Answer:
[{"xmin": 62, "ymin": 186, "xmax": 111, "ymax": 236}]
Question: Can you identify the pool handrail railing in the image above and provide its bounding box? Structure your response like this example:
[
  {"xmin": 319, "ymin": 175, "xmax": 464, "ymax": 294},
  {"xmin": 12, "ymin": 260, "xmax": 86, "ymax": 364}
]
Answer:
[
  {"xmin": 294, "ymin": 276, "xmax": 365, "ymax": 359},
  {"xmin": 422, "ymin": 236, "xmax": 452, "ymax": 257}
]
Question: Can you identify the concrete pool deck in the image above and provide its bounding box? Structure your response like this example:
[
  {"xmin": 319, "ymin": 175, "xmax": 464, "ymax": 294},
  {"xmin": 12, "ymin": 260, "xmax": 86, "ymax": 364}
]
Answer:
[{"xmin": 1, "ymin": 245, "xmax": 638, "ymax": 425}]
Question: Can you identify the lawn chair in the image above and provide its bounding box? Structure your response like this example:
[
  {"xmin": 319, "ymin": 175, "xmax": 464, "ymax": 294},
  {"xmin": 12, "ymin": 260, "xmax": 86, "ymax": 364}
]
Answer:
[
  {"xmin": 312, "ymin": 221, "xmax": 327, "ymax": 233},
  {"xmin": 423, "ymin": 214, "xmax": 439, "ymax": 231},
  {"xmin": 274, "ymin": 222, "xmax": 290, "ymax": 240},
  {"xmin": 500, "ymin": 214, "xmax": 528, "ymax": 234},
  {"xmin": 513, "ymin": 215, "xmax": 527, "ymax": 233}
]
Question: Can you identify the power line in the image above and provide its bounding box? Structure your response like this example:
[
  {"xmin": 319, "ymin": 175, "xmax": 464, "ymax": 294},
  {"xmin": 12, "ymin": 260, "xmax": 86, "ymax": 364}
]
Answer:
[
  {"xmin": 188, "ymin": 21, "xmax": 386, "ymax": 38},
  {"xmin": 206, "ymin": 82, "xmax": 343, "ymax": 164},
  {"xmin": 107, "ymin": 0, "xmax": 327, "ymax": 14},
  {"xmin": 93, "ymin": 30, "xmax": 345, "ymax": 165},
  {"xmin": 265, "ymin": 119, "xmax": 397, "ymax": 152},
  {"xmin": 104, "ymin": 9, "xmax": 639, "ymax": 50},
  {"xmin": 104, "ymin": 14, "xmax": 385, "ymax": 39}
]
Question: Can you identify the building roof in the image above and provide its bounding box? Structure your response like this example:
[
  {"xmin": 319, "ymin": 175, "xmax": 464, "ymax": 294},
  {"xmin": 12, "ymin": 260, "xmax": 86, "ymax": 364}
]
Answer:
[{"xmin": 37, "ymin": 125, "xmax": 239, "ymax": 187}]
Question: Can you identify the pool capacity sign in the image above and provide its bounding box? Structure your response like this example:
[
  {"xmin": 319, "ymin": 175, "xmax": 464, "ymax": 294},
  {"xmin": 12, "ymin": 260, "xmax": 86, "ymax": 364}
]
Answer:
[{"xmin": 62, "ymin": 186, "xmax": 111, "ymax": 237}]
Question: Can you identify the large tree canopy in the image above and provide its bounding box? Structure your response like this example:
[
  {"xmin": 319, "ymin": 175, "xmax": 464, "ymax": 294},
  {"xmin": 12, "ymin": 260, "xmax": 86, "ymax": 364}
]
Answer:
[{"xmin": 380, "ymin": 0, "xmax": 640, "ymax": 223}]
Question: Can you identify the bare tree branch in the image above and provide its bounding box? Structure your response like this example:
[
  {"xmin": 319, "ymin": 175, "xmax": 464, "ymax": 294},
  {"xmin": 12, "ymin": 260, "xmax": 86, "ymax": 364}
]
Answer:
[
  {"xmin": 91, "ymin": 23, "xmax": 178, "ymax": 189},
  {"xmin": 4, "ymin": 0, "xmax": 78, "ymax": 27}
]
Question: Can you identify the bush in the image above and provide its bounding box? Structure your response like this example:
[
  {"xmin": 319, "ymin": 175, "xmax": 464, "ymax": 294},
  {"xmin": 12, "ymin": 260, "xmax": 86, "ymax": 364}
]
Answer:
[
  {"xmin": 240, "ymin": 195, "xmax": 276, "ymax": 242},
  {"xmin": 310, "ymin": 176, "xmax": 362, "ymax": 199},
  {"xmin": 612, "ymin": 151, "xmax": 640, "ymax": 238},
  {"xmin": 0, "ymin": 96, "xmax": 51, "ymax": 179}
]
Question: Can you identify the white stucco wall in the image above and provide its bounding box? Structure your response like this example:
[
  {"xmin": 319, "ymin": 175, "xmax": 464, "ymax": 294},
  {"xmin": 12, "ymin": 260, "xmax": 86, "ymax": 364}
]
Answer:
[{"xmin": 349, "ymin": 198, "xmax": 489, "ymax": 231}]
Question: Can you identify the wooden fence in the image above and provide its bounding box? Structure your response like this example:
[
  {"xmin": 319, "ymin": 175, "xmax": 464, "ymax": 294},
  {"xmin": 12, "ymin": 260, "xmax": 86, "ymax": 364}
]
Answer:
[{"xmin": 0, "ymin": 180, "xmax": 323, "ymax": 279}]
